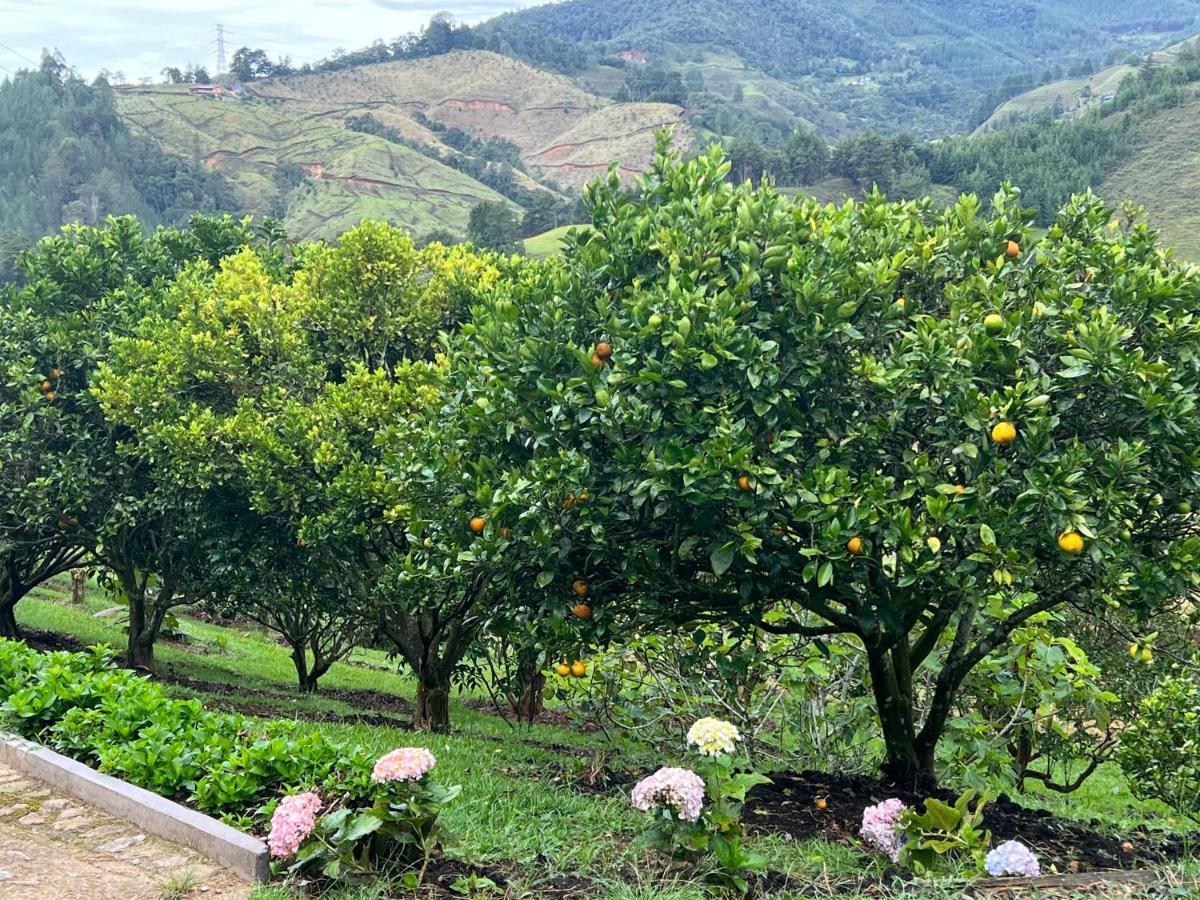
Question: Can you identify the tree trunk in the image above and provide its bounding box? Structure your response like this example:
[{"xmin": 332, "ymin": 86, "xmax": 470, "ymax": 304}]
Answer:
[
  {"xmin": 0, "ymin": 597, "xmax": 19, "ymax": 640},
  {"xmin": 70, "ymin": 569, "xmax": 87, "ymax": 605},
  {"xmin": 118, "ymin": 567, "xmax": 171, "ymax": 673},
  {"xmin": 515, "ymin": 671, "xmax": 546, "ymax": 724},
  {"xmin": 865, "ymin": 643, "xmax": 936, "ymax": 790},
  {"xmin": 0, "ymin": 565, "xmax": 20, "ymax": 640},
  {"xmin": 414, "ymin": 671, "xmax": 451, "ymax": 733}
]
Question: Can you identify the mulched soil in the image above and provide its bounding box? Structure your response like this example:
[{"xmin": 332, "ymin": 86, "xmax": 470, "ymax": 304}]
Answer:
[{"xmin": 572, "ymin": 765, "xmax": 1197, "ymax": 873}]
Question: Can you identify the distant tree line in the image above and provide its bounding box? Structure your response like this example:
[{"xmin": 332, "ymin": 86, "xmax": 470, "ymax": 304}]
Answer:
[{"xmin": 0, "ymin": 54, "xmax": 237, "ymax": 272}]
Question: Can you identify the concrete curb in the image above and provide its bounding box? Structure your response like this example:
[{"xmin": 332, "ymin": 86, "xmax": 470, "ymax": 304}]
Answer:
[{"xmin": 0, "ymin": 730, "xmax": 269, "ymax": 882}]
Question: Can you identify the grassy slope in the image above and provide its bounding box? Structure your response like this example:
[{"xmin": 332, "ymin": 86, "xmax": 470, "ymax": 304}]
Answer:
[
  {"xmin": 14, "ymin": 582, "xmax": 1198, "ymax": 899},
  {"xmin": 116, "ymin": 87, "xmax": 514, "ymax": 242},
  {"xmin": 1101, "ymin": 88, "xmax": 1200, "ymax": 259}
]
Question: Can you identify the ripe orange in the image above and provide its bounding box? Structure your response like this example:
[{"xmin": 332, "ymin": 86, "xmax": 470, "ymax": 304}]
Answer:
[
  {"xmin": 847, "ymin": 536, "xmax": 863, "ymax": 556},
  {"xmin": 555, "ymin": 663, "xmax": 571, "ymax": 677},
  {"xmin": 595, "ymin": 341, "xmax": 613, "ymax": 360},
  {"xmin": 737, "ymin": 475, "xmax": 752, "ymax": 491},
  {"xmin": 1057, "ymin": 530, "xmax": 1084, "ymax": 555},
  {"xmin": 49, "ymin": 368, "xmax": 63, "ymax": 379},
  {"xmin": 44, "ymin": 392, "xmax": 56, "ymax": 401},
  {"xmin": 570, "ymin": 661, "xmax": 586, "ymax": 678},
  {"xmin": 591, "ymin": 353, "xmax": 605, "ymax": 368},
  {"xmin": 39, "ymin": 379, "xmax": 51, "ymax": 391},
  {"xmin": 1006, "ymin": 240, "xmax": 1020, "ymax": 259},
  {"xmin": 815, "ymin": 797, "xmax": 827, "ymax": 811},
  {"xmin": 572, "ymin": 579, "xmax": 589, "ymax": 597},
  {"xmin": 991, "ymin": 421, "xmax": 1017, "ymax": 444},
  {"xmin": 571, "ymin": 603, "xmax": 592, "ymax": 619},
  {"xmin": 469, "ymin": 516, "xmax": 486, "ymax": 534}
]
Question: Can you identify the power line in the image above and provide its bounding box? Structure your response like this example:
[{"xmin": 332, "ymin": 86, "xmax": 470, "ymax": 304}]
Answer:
[
  {"xmin": 0, "ymin": 42, "xmax": 38, "ymax": 67},
  {"xmin": 216, "ymin": 23, "xmax": 227, "ymax": 76}
]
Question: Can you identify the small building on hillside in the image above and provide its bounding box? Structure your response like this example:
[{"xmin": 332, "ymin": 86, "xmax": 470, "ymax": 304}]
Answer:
[{"xmin": 617, "ymin": 49, "xmax": 647, "ymax": 64}]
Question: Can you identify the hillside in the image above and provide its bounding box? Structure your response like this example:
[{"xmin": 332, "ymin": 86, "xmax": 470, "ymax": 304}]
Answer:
[
  {"xmin": 977, "ymin": 36, "xmax": 1200, "ymax": 132},
  {"xmin": 484, "ymin": 0, "xmax": 1200, "ymax": 136},
  {"xmin": 117, "ymin": 84, "xmax": 516, "ymax": 241},
  {"xmin": 110, "ymin": 51, "xmax": 687, "ymax": 241},
  {"xmin": 1100, "ymin": 91, "xmax": 1200, "ymax": 258},
  {"xmin": 250, "ymin": 51, "xmax": 688, "ymax": 191}
]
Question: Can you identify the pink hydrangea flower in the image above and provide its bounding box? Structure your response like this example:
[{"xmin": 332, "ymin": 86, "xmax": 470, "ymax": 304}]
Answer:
[
  {"xmin": 267, "ymin": 791, "xmax": 322, "ymax": 859},
  {"xmin": 372, "ymin": 746, "xmax": 437, "ymax": 784},
  {"xmin": 985, "ymin": 840, "xmax": 1040, "ymax": 877},
  {"xmin": 860, "ymin": 798, "xmax": 907, "ymax": 862},
  {"xmin": 630, "ymin": 766, "xmax": 706, "ymax": 822}
]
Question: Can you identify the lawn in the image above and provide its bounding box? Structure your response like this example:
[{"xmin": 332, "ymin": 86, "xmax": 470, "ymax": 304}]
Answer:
[{"xmin": 11, "ymin": 584, "xmax": 1198, "ymax": 899}]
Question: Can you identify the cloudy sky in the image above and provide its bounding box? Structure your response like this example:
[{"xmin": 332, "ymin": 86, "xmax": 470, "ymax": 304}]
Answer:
[{"xmin": 0, "ymin": 0, "xmax": 528, "ymax": 81}]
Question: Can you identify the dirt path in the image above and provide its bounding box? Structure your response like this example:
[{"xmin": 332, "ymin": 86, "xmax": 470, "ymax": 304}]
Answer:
[{"xmin": 0, "ymin": 765, "xmax": 248, "ymax": 900}]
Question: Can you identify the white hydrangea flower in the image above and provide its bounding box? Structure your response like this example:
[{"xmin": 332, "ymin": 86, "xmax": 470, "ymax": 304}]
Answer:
[{"xmin": 686, "ymin": 716, "xmax": 740, "ymax": 756}]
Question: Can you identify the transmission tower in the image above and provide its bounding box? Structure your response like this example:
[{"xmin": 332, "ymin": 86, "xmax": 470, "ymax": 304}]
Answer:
[{"xmin": 216, "ymin": 23, "xmax": 226, "ymax": 76}]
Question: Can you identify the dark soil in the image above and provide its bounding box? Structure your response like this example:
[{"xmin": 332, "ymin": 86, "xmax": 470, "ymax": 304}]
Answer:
[
  {"xmin": 19, "ymin": 628, "xmax": 88, "ymax": 654},
  {"xmin": 568, "ymin": 765, "xmax": 1197, "ymax": 872}
]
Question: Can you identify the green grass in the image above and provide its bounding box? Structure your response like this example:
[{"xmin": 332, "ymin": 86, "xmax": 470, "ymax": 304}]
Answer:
[
  {"xmin": 521, "ymin": 224, "xmax": 592, "ymax": 259},
  {"xmin": 14, "ymin": 585, "xmax": 1199, "ymax": 898}
]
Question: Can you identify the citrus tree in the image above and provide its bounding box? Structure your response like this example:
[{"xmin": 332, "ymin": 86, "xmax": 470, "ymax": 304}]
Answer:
[
  {"xmin": 439, "ymin": 139, "xmax": 1200, "ymax": 785},
  {"xmin": 0, "ymin": 214, "xmax": 257, "ymax": 659},
  {"xmin": 99, "ymin": 223, "xmax": 521, "ymax": 710}
]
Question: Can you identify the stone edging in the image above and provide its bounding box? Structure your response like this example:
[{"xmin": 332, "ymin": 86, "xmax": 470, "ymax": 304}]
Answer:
[{"xmin": 0, "ymin": 730, "xmax": 269, "ymax": 882}]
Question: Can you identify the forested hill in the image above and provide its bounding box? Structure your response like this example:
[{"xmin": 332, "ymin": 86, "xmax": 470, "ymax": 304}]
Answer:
[
  {"xmin": 481, "ymin": 0, "xmax": 1200, "ymax": 135},
  {"xmin": 0, "ymin": 56, "xmax": 236, "ymax": 269}
]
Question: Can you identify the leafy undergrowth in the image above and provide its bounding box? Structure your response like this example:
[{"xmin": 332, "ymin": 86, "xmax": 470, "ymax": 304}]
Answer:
[{"xmin": 13, "ymin": 589, "xmax": 1200, "ymax": 899}]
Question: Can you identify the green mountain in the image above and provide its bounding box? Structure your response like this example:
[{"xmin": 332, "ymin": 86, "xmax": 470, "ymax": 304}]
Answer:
[{"xmin": 482, "ymin": 0, "xmax": 1200, "ymax": 135}]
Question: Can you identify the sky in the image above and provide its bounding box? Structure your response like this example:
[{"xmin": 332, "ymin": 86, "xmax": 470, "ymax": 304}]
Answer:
[{"xmin": 0, "ymin": 0, "xmax": 527, "ymax": 81}]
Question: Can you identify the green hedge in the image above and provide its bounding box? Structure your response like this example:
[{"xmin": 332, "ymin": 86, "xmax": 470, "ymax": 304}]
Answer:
[{"xmin": 0, "ymin": 640, "xmax": 373, "ymax": 828}]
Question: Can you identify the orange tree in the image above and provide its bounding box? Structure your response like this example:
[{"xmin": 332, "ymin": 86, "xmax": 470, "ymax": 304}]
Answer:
[
  {"xmin": 98, "ymin": 223, "xmax": 526, "ymax": 713},
  {"xmin": 0, "ymin": 215, "xmax": 258, "ymax": 655},
  {"xmin": 435, "ymin": 141, "xmax": 1200, "ymax": 786}
]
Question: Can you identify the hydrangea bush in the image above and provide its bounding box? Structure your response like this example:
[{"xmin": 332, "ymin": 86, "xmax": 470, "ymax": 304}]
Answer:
[
  {"xmin": 631, "ymin": 717, "xmax": 769, "ymax": 891},
  {"xmin": 859, "ymin": 791, "xmax": 1041, "ymax": 880},
  {"xmin": 274, "ymin": 746, "xmax": 461, "ymax": 883}
]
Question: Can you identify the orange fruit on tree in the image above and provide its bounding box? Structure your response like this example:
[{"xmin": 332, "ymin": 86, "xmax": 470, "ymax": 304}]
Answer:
[
  {"xmin": 894, "ymin": 297, "xmax": 906, "ymax": 309},
  {"xmin": 1057, "ymin": 530, "xmax": 1084, "ymax": 555},
  {"xmin": 954, "ymin": 484, "xmax": 965, "ymax": 495},
  {"xmin": 571, "ymin": 603, "xmax": 592, "ymax": 619},
  {"xmin": 815, "ymin": 797, "xmax": 827, "ymax": 811},
  {"xmin": 737, "ymin": 475, "xmax": 752, "ymax": 491},
  {"xmin": 39, "ymin": 379, "xmax": 51, "ymax": 391},
  {"xmin": 595, "ymin": 341, "xmax": 613, "ymax": 360},
  {"xmin": 469, "ymin": 516, "xmax": 486, "ymax": 534},
  {"xmin": 591, "ymin": 353, "xmax": 605, "ymax": 368},
  {"xmin": 1006, "ymin": 239, "xmax": 1020, "ymax": 258},
  {"xmin": 991, "ymin": 421, "xmax": 1017, "ymax": 444},
  {"xmin": 44, "ymin": 392, "xmax": 56, "ymax": 401},
  {"xmin": 572, "ymin": 579, "xmax": 589, "ymax": 597},
  {"xmin": 555, "ymin": 663, "xmax": 571, "ymax": 677},
  {"xmin": 570, "ymin": 661, "xmax": 586, "ymax": 678},
  {"xmin": 49, "ymin": 368, "xmax": 63, "ymax": 379},
  {"xmin": 847, "ymin": 536, "xmax": 864, "ymax": 555}
]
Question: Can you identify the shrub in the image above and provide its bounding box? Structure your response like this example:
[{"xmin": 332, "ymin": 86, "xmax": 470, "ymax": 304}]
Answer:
[
  {"xmin": 0, "ymin": 640, "xmax": 373, "ymax": 826},
  {"xmin": 631, "ymin": 716, "xmax": 769, "ymax": 892},
  {"xmin": 1117, "ymin": 673, "xmax": 1200, "ymax": 819}
]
